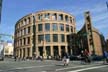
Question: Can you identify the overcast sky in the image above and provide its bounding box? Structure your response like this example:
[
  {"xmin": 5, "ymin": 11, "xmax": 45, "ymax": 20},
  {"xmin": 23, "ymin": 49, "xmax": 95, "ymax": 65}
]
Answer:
[{"xmin": 0, "ymin": 0, "xmax": 108, "ymax": 41}]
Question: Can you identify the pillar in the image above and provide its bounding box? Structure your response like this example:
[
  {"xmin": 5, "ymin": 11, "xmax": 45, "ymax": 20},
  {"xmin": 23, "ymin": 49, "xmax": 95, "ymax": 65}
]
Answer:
[
  {"xmin": 50, "ymin": 46, "xmax": 53, "ymax": 56},
  {"xmin": 58, "ymin": 46, "xmax": 61, "ymax": 56},
  {"xmin": 65, "ymin": 46, "xmax": 68, "ymax": 53}
]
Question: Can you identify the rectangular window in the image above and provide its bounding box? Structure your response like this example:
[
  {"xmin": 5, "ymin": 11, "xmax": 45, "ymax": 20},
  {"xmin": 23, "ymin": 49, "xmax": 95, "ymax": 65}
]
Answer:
[
  {"xmin": 46, "ymin": 46, "xmax": 51, "ymax": 56},
  {"xmin": 61, "ymin": 34, "xmax": 65, "ymax": 42},
  {"xmin": 21, "ymin": 30, "xmax": 22, "ymax": 36},
  {"xmin": 24, "ymin": 19, "xmax": 26, "ymax": 25},
  {"xmin": 38, "ymin": 24, "xmax": 43, "ymax": 31},
  {"xmin": 38, "ymin": 35, "xmax": 44, "ymax": 43},
  {"xmin": 23, "ymin": 38, "xmax": 26, "ymax": 45},
  {"xmin": 44, "ymin": 13, "xmax": 50, "ymax": 20},
  {"xmin": 24, "ymin": 28, "xmax": 26, "ymax": 35},
  {"xmin": 52, "ymin": 13, "xmax": 57, "ymax": 20},
  {"xmin": 27, "ymin": 17, "xmax": 31, "ymax": 24},
  {"xmin": 45, "ymin": 34, "xmax": 50, "ymax": 42},
  {"xmin": 27, "ymin": 37, "xmax": 30, "ymax": 44},
  {"xmin": 66, "ymin": 25, "xmax": 69, "ymax": 32},
  {"xmin": 59, "ymin": 24, "xmax": 64, "ymax": 31},
  {"xmin": 70, "ymin": 17, "xmax": 72, "ymax": 23},
  {"xmin": 28, "ymin": 26, "xmax": 30, "ymax": 33},
  {"xmin": 52, "ymin": 23, "xmax": 58, "ymax": 31},
  {"xmin": 45, "ymin": 23, "xmax": 50, "ymax": 31},
  {"xmin": 20, "ymin": 39, "xmax": 22, "ymax": 46},
  {"xmin": 26, "ymin": 28, "xmax": 28, "ymax": 34},
  {"xmin": 71, "ymin": 26, "xmax": 73, "ymax": 32},
  {"xmin": 65, "ymin": 15, "xmax": 68, "ymax": 22},
  {"xmin": 58, "ymin": 14, "xmax": 63, "ymax": 20},
  {"xmin": 38, "ymin": 14, "xmax": 42, "ymax": 21},
  {"xmin": 53, "ymin": 34, "xmax": 58, "ymax": 42}
]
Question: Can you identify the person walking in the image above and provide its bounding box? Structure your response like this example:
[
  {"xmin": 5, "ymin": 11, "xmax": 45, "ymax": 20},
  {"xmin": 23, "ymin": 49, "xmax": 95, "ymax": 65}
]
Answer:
[
  {"xmin": 103, "ymin": 51, "xmax": 108, "ymax": 64},
  {"xmin": 62, "ymin": 51, "xmax": 69, "ymax": 66},
  {"xmin": 80, "ymin": 50, "xmax": 85, "ymax": 64},
  {"xmin": 84, "ymin": 49, "xmax": 91, "ymax": 64}
]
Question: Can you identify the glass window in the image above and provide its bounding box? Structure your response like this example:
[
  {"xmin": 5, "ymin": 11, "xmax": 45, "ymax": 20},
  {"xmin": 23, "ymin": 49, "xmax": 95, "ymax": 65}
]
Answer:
[
  {"xmin": 21, "ymin": 30, "xmax": 22, "ymax": 36},
  {"xmin": 61, "ymin": 34, "xmax": 65, "ymax": 42},
  {"xmin": 66, "ymin": 25, "xmax": 69, "ymax": 32},
  {"xmin": 52, "ymin": 23, "xmax": 58, "ymax": 31},
  {"xmin": 45, "ymin": 34, "xmax": 50, "ymax": 42},
  {"xmin": 27, "ymin": 17, "xmax": 30, "ymax": 24},
  {"xmin": 46, "ymin": 46, "xmax": 51, "ymax": 56},
  {"xmin": 59, "ymin": 24, "xmax": 64, "ymax": 31},
  {"xmin": 45, "ymin": 23, "xmax": 50, "ymax": 31},
  {"xmin": 38, "ymin": 35, "xmax": 44, "ymax": 43},
  {"xmin": 26, "ymin": 28, "xmax": 28, "ymax": 34},
  {"xmin": 44, "ymin": 13, "xmax": 50, "ymax": 20},
  {"xmin": 58, "ymin": 14, "xmax": 63, "ymax": 21},
  {"xmin": 24, "ymin": 28, "xmax": 26, "ymax": 35},
  {"xmin": 71, "ymin": 26, "xmax": 73, "ymax": 32},
  {"xmin": 52, "ymin": 13, "xmax": 57, "ymax": 20},
  {"xmin": 28, "ymin": 26, "xmax": 30, "ymax": 33},
  {"xmin": 28, "ymin": 17, "xmax": 30, "ymax": 24},
  {"xmin": 27, "ymin": 37, "xmax": 30, "ymax": 44},
  {"xmin": 23, "ymin": 38, "xmax": 26, "ymax": 45},
  {"xmin": 70, "ymin": 17, "xmax": 72, "ymax": 23},
  {"xmin": 38, "ymin": 24, "xmax": 43, "ymax": 31},
  {"xmin": 21, "ymin": 21, "xmax": 23, "ymax": 26},
  {"xmin": 38, "ymin": 14, "xmax": 42, "ymax": 21},
  {"xmin": 53, "ymin": 34, "xmax": 58, "ymax": 42},
  {"xmin": 24, "ymin": 19, "xmax": 26, "ymax": 25},
  {"xmin": 65, "ymin": 15, "xmax": 68, "ymax": 22}
]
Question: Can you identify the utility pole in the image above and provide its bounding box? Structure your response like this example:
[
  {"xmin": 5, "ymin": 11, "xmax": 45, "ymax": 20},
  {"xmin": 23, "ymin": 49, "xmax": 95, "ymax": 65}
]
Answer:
[{"xmin": 0, "ymin": 0, "xmax": 3, "ymax": 24}]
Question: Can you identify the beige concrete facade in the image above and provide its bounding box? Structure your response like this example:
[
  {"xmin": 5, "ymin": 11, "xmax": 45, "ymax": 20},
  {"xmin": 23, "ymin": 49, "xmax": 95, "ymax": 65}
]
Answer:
[{"xmin": 14, "ymin": 10, "xmax": 76, "ymax": 59}]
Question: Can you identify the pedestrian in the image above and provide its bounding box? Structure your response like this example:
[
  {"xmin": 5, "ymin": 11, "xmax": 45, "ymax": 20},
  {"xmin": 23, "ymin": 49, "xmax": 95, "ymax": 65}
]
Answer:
[
  {"xmin": 103, "ymin": 51, "xmax": 108, "ymax": 64},
  {"xmin": 80, "ymin": 50, "xmax": 85, "ymax": 64},
  {"xmin": 14, "ymin": 56, "xmax": 17, "ymax": 61},
  {"xmin": 84, "ymin": 49, "xmax": 91, "ymax": 64},
  {"xmin": 62, "ymin": 52, "xmax": 69, "ymax": 66}
]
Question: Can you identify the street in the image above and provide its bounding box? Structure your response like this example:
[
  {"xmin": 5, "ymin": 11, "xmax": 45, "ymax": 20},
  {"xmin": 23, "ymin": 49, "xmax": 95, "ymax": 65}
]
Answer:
[{"xmin": 0, "ymin": 58, "xmax": 108, "ymax": 72}]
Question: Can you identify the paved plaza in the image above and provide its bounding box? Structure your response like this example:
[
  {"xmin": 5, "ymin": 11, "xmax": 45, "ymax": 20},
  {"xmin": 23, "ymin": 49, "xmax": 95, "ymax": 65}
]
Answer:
[{"xmin": 0, "ymin": 58, "xmax": 108, "ymax": 72}]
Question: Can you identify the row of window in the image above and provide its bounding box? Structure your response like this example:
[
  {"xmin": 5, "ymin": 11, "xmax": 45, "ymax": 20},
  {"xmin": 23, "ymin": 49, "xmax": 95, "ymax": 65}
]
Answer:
[
  {"xmin": 17, "ymin": 48, "xmax": 30, "ymax": 57},
  {"xmin": 15, "ymin": 34, "xmax": 67, "ymax": 47},
  {"xmin": 16, "ymin": 17, "xmax": 31, "ymax": 29},
  {"xmin": 38, "ymin": 34, "xmax": 65, "ymax": 43},
  {"xmin": 15, "ymin": 37, "xmax": 30, "ymax": 47},
  {"xmin": 17, "ymin": 46, "xmax": 67, "ymax": 57},
  {"xmin": 16, "ymin": 26, "xmax": 31, "ymax": 37},
  {"xmin": 16, "ymin": 13, "xmax": 74, "ymax": 29},
  {"xmin": 38, "ymin": 13, "xmax": 74, "ymax": 23},
  {"xmin": 16, "ymin": 23, "xmax": 74, "ymax": 37},
  {"xmin": 38, "ymin": 23, "xmax": 73, "ymax": 32}
]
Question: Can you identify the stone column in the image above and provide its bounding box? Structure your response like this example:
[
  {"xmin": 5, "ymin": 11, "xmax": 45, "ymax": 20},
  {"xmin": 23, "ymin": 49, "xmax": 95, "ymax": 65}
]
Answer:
[
  {"xmin": 50, "ymin": 46, "xmax": 53, "ymax": 57},
  {"xmin": 65, "ymin": 46, "xmax": 68, "ymax": 53},
  {"xmin": 21, "ymin": 49, "xmax": 23, "ymax": 58},
  {"xmin": 43, "ymin": 40, "xmax": 47, "ymax": 59},
  {"xmin": 58, "ymin": 46, "xmax": 61, "ymax": 56},
  {"xmin": 25, "ymin": 48, "xmax": 27, "ymax": 58},
  {"xmin": 18, "ymin": 49, "xmax": 20, "ymax": 58},
  {"xmin": 30, "ymin": 47, "xmax": 32, "ymax": 57}
]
